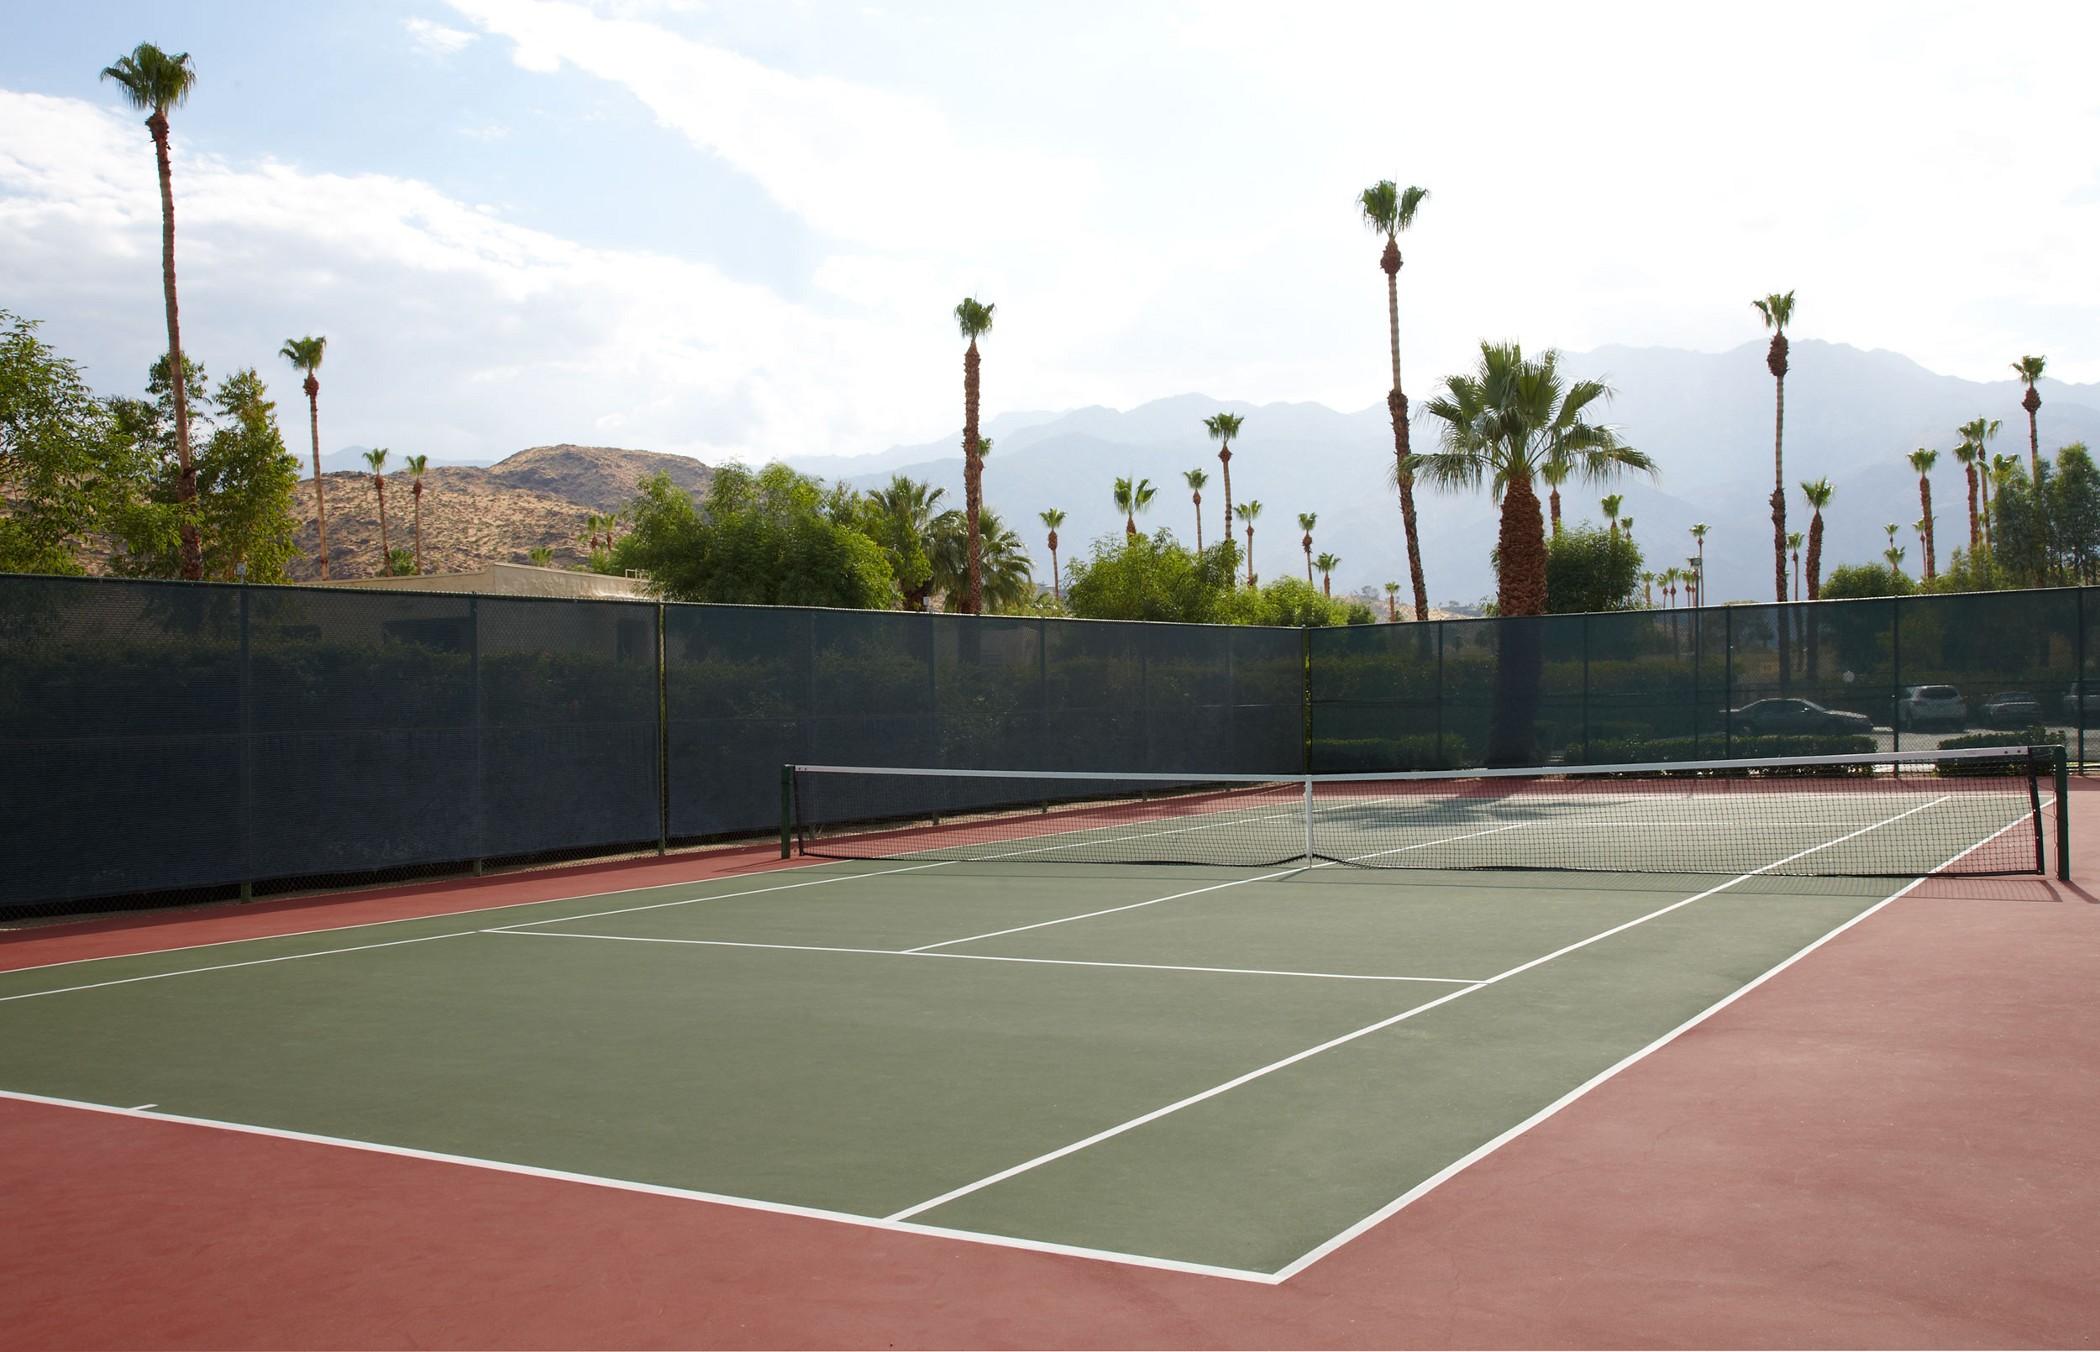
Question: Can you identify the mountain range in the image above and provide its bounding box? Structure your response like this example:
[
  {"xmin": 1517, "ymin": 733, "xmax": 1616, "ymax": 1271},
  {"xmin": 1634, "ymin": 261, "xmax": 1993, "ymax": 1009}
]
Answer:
[{"xmin": 786, "ymin": 340, "xmax": 2100, "ymax": 606}]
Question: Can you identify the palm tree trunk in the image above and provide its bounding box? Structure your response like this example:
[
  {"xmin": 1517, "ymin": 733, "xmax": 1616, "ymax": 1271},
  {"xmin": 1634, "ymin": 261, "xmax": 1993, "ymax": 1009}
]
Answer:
[
  {"xmin": 149, "ymin": 113, "xmax": 201, "ymax": 580},
  {"xmin": 962, "ymin": 340, "xmax": 983, "ymax": 614},
  {"xmin": 1049, "ymin": 536, "xmax": 1060, "ymax": 604},
  {"xmin": 1383, "ymin": 243, "xmax": 1430, "ymax": 623},
  {"xmin": 412, "ymin": 483, "xmax": 424, "ymax": 574},
  {"xmin": 1192, "ymin": 495, "xmax": 1203, "ymax": 552},
  {"xmin": 1770, "ymin": 372, "xmax": 1788, "ymax": 602},
  {"xmin": 1490, "ymin": 470, "xmax": 1549, "ymax": 765},
  {"xmin": 1806, "ymin": 511, "xmax": 1825, "ymax": 601},
  {"xmin": 374, "ymin": 476, "xmax": 390, "ymax": 569},
  {"xmin": 1244, "ymin": 525, "xmax": 1255, "ymax": 586},
  {"xmin": 1219, "ymin": 446, "xmax": 1233, "ymax": 548},
  {"xmin": 1980, "ymin": 471, "xmax": 1993, "ymax": 549},
  {"xmin": 1496, "ymin": 471, "xmax": 1549, "ymax": 618},
  {"xmin": 1303, "ymin": 537, "xmax": 1313, "ymax": 584},
  {"xmin": 2026, "ymin": 385, "xmax": 2042, "ymax": 485},
  {"xmin": 1322, "ymin": 573, "xmax": 1331, "ymax": 597},
  {"xmin": 304, "ymin": 377, "xmax": 329, "ymax": 580},
  {"xmin": 1919, "ymin": 477, "xmax": 1935, "ymax": 580},
  {"xmin": 1966, "ymin": 464, "xmax": 1980, "ymax": 553},
  {"xmin": 1548, "ymin": 488, "xmax": 1561, "ymax": 534}
]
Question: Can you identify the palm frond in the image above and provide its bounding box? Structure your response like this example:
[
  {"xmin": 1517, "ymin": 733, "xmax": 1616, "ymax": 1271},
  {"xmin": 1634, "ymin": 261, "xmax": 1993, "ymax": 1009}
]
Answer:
[
  {"xmin": 1396, "ymin": 184, "xmax": 1429, "ymax": 230},
  {"xmin": 100, "ymin": 44, "xmax": 196, "ymax": 115},
  {"xmin": 1357, "ymin": 180, "xmax": 1398, "ymax": 235},
  {"xmin": 954, "ymin": 296, "xmax": 995, "ymax": 340}
]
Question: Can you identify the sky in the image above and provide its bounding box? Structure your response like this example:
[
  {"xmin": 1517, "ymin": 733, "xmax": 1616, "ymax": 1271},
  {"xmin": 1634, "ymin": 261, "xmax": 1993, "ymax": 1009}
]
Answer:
[{"xmin": 3, "ymin": 0, "xmax": 2098, "ymax": 466}]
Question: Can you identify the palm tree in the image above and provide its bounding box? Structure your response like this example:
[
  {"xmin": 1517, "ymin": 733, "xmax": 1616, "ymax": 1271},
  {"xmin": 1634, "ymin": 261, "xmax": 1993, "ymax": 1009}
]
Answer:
[
  {"xmin": 1298, "ymin": 511, "xmax": 1318, "ymax": 583},
  {"xmin": 402, "ymin": 453, "xmax": 429, "ymax": 573},
  {"xmin": 102, "ymin": 43, "xmax": 203, "ymax": 580},
  {"xmin": 954, "ymin": 296, "xmax": 995, "ymax": 614},
  {"xmin": 1752, "ymin": 291, "xmax": 1795, "ymax": 604},
  {"xmin": 1314, "ymin": 552, "xmax": 1340, "ymax": 596},
  {"xmin": 1800, "ymin": 478, "xmax": 1834, "ymax": 599},
  {"xmin": 1885, "ymin": 544, "xmax": 1907, "ymax": 574},
  {"xmin": 972, "ymin": 508, "xmax": 1035, "ymax": 613},
  {"xmin": 2014, "ymin": 354, "xmax": 2047, "ymax": 484},
  {"xmin": 1383, "ymin": 580, "xmax": 1400, "ymax": 621},
  {"xmin": 1113, "ymin": 475, "xmax": 1156, "ymax": 538},
  {"xmin": 1359, "ymin": 180, "xmax": 1432, "ymax": 622},
  {"xmin": 1418, "ymin": 342, "xmax": 1654, "ymax": 619},
  {"xmin": 362, "ymin": 447, "xmax": 391, "ymax": 568},
  {"xmin": 871, "ymin": 476, "xmax": 946, "ymax": 610},
  {"xmin": 1236, "ymin": 500, "xmax": 1263, "ymax": 586},
  {"xmin": 1641, "ymin": 571, "xmax": 1655, "ymax": 607},
  {"xmin": 1600, "ymin": 494, "xmax": 1624, "ymax": 536},
  {"xmin": 1539, "ymin": 457, "xmax": 1569, "ymax": 536},
  {"xmin": 1660, "ymin": 566, "xmax": 1678, "ymax": 608},
  {"xmin": 1906, "ymin": 447, "xmax": 1938, "ymax": 580},
  {"xmin": 1686, "ymin": 557, "xmax": 1703, "ymax": 609},
  {"xmin": 1620, "ymin": 515, "xmax": 1634, "ymax": 539},
  {"xmin": 1959, "ymin": 416, "xmax": 2003, "ymax": 547},
  {"xmin": 1039, "ymin": 508, "xmax": 1066, "ymax": 604},
  {"xmin": 1787, "ymin": 530, "xmax": 1804, "ymax": 600},
  {"xmin": 278, "ymin": 335, "xmax": 331, "ymax": 579},
  {"xmin": 1183, "ymin": 468, "xmax": 1208, "ymax": 550},
  {"xmin": 1204, "ymin": 412, "xmax": 1244, "ymax": 550},
  {"xmin": 1689, "ymin": 523, "xmax": 1709, "ymax": 607}
]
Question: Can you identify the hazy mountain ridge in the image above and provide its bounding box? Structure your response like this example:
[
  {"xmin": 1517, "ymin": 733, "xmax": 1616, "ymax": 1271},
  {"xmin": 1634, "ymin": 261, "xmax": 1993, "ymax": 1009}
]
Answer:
[{"xmin": 792, "ymin": 340, "xmax": 2100, "ymax": 605}]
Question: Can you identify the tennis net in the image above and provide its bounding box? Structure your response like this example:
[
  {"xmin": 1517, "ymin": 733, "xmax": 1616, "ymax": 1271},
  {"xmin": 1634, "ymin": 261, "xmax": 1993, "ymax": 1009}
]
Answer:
[{"xmin": 787, "ymin": 746, "xmax": 2067, "ymax": 878}]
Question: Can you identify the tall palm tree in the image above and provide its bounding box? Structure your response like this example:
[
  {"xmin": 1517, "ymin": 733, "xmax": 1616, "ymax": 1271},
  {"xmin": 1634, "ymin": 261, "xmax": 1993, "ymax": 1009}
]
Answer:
[
  {"xmin": 278, "ymin": 335, "xmax": 331, "ymax": 579},
  {"xmin": 1359, "ymin": 180, "xmax": 1432, "ymax": 622},
  {"xmin": 1600, "ymin": 494, "xmax": 1624, "ymax": 536},
  {"xmin": 1539, "ymin": 457, "xmax": 1569, "ymax": 536},
  {"xmin": 1959, "ymin": 416, "xmax": 2003, "ymax": 548},
  {"xmin": 102, "ymin": 43, "xmax": 203, "ymax": 580},
  {"xmin": 954, "ymin": 296, "xmax": 995, "ymax": 614},
  {"xmin": 404, "ymin": 453, "xmax": 429, "ymax": 573},
  {"xmin": 2014, "ymin": 354, "xmax": 2047, "ymax": 484},
  {"xmin": 1660, "ymin": 566, "xmax": 1679, "ymax": 608},
  {"xmin": 1383, "ymin": 580, "xmax": 1400, "ymax": 621},
  {"xmin": 1752, "ymin": 290, "xmax": 1796, "ymax": 604},
  {"xmin": 363, "ymin": 447, "xmax": 391, "ymax": 569},
  {"xmin": 1641, "ymin": 571, "xmax": 1655, "ymax": 607},
  {"xmin": 1298, "ymin": 512, "xmax": 1318, "ymax": 583},
  {"xmin": 1183, "ymin": 468, "xmax": 1208, "ymax": 550},
  {"xmin": 1204, "ymin": 412, "xmax": 1244, "ymax": 550},
  {"xmin": 1418, "ymin": 342, "xmax": 1653, "ymax": 618},
  {"xmin": 1620, "ymin": 515, "xmax": 1634, "ymax": 539},
  {"xmin": 1800, "ymin": 478, "xmax": 1833, "ymax": 599},
  {"xmin": 1787, "ymin": 531, "xmax": 1804, "ymax": 600},
  {"xmin": 1314, "ymin": 552, "xmax": 1340, "ymax": 596},
  {"xmin": 1112, "ymin": 476, "xmax": 1156, "ymax": 537},
  {"xmin": 1907, "ymin": 447, "xmax": 1938, "ymax": 580},
  {"xmin": 1236, "ymin": 500, "xmax": 1263, "ymax": 586},
  {"xmin": 1039, "ymin": 508, "xmax": 1065, "ymax": 604},
  {"xmin": 1885, "ymin": 544, "xmax": 1907, "ymax": 574},
  {"xmin": 1686, "ymin": 557, "xmax": 1703, "ymax": 609},
  {"xmin": 1689, "ymin": 523, "xmax": 1709, "ymax": 607}
]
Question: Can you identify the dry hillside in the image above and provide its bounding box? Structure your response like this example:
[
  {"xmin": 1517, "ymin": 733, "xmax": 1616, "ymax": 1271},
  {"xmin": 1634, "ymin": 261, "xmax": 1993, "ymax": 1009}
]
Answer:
[{"xmin": 286, "ymin": 445, "xmax": 712, "ymax": 581}]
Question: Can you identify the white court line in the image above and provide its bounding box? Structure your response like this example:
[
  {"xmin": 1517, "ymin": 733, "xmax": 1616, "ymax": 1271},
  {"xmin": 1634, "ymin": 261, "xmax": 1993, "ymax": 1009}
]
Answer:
[
  {"xmin": 126, "ymin": 1103, "xmax": 155, "ymax": 1111},
  {"xmin": 0, "ymin": 861, "xmax": 953, "ymax": 1005},
  {"xmin": 902, "ymin": 822, "xmax": 1534, "ymax": 955},
  {"xmin": 880, "ymin": 794, "xmax": 1954, "ymax": 1224},
  {"xmin": 0, "ymin": 1089, "xmax": 1280, "ymax": 1286},
  {"xmin": 0, "ymin": 851, "xmax": 872, "ymax": 979},
  {"xmin": 1269, "ymin": 800, "xmax": 2041, "ymax": 1281},
  {"xmin": 482, "ymin": 928, "xmax": 1480, "ymax": 985}
]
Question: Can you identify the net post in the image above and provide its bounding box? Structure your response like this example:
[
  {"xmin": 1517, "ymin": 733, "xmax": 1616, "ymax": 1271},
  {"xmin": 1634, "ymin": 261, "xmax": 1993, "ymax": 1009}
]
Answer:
[
  {"xmin": 1303, "ymin": 777, "xmax": 1314, "ymax": 863},
  {"xmin": 2055, "ymin": 744, "xmax": 2071, "ymax": 881},
  {"xmin": 779, "ymin": 764, "xmax": 795, "ymax": 859}
]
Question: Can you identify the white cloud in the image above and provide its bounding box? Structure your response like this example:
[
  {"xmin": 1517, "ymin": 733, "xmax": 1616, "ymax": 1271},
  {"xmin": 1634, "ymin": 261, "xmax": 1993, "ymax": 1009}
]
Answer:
[
  {"xmin": 0, "ymin": 90, "xmax": 950, "ymax": 463},
  {"xmin": 403, "ymin": 17, "xmax": 479, "ymax": 57}
]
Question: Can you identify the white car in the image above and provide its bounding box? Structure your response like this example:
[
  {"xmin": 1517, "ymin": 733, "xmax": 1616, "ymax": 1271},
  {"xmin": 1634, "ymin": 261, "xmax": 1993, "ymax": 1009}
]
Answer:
[{"xmin": 1896, "ymin": 684, "xmax": 1965, "ymax": 730}]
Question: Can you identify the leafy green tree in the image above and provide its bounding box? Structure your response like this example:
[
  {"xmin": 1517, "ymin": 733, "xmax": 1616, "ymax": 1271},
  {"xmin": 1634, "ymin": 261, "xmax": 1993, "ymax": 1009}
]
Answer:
[
  {"xmin": 1543, "ymin": 523, "xmax": 1643, "ymax": 613},
  {"xmin": 954, "ymin": 296, "xmax": 995, "ymax": 614},
  {"xmin": 1214, "ymin": 575, "xmax": 1371, "ymax": 627},
  {"xmin": 102, "ymin": 42, "xmax": 203, "ymax": 579},
  {"xmin": 1358, "ymin": 178, "xmax": 1431, "ymax": 621},
  {"xmin": 1821, "ymin": 562, "xmax": 1914, "ymax": 599},
  {"xmin": 1752, "ymin": 290, "xmax": 1795, "ymax": 603},
  {"xmin": 609, "ymin": 464, "xmax": 894, "ymax": 607},
  {"xmin": 1991, "ymin": 459, "xmax": 2051, "ymax": 586},
  {"xmin": 1065, "ymin": 531, "xmax": 1241, "ymax": 623},
  {"xmin": 0, "ymin": 311, "xmax": 143, "ymax": 574},
  {"xmin": 859, "ymin": 475, "xmax": 940, "ymax": 609},
  {"xmin": 278, "ymin": 335, "xmax": 330, "ymax": 578},
  {"xmin": 2053, "ymin": 442, "xmax": 2100, "ymax": 583}
]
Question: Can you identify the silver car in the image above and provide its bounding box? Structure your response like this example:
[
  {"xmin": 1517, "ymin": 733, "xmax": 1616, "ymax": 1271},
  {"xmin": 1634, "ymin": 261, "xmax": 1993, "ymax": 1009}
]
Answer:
[{"xmin": 1897, "ymin": 684, "xmax": 1965, "ymax": 730}]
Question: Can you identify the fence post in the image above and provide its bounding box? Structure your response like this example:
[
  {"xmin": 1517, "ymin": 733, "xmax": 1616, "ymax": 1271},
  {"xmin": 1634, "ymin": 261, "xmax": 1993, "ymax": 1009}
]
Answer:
[
  {"xmin": 2056, "ymin": 744, "xmax": 2072, "ymax": 880},
  {"xmin": 780, "ymin": 763, "xmax": 795, "ymax": 860},
  {"xmin": 1891, "ymin": 595, "xmax": 1903, "ymax": 754},
  {"xmin": 1723, "ymin": 604, "xmax": 1733, "ymax": 759},
  {"xmin": 2079, "ymin": 589, "xmax": 2088, "ymax": 772},
  {"xmin": 238, "ymin": 586, "xmax": 254, "ymax": 901},
  {"xmin": 1580, "ymin": 613, "xmax": 1590, "ymax": 764},
  {"xmin": 656, "ymin": 602, "xmax": 669, "ymax": 856},
  {"xmin": 1300, "ymin": 626, "xmax": 1312, "ymax": 775},
  {"xmin": 470, "ymin": 596, "xmax": 484, "ymax": 876},
  {"xmin": 1434, "ymin": 622, "xmax": 1446, "ymax": 767}
]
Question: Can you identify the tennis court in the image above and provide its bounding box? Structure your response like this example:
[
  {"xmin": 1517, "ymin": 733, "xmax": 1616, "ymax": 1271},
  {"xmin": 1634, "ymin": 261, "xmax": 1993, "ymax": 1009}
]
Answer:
[{"xmin": 0, "ymin": 750, "xmax": 2064, "ymax": 1282}]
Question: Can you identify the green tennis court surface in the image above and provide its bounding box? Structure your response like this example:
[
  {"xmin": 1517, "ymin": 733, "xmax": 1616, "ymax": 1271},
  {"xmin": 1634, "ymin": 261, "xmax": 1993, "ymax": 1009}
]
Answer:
[{"xmin": 0, "ymin": 849, "xmax": 1939, "ymax": 1279}]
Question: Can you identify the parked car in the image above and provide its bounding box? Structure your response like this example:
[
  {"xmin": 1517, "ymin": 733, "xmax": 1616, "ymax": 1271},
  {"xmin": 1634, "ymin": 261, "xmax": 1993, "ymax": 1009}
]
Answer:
[
  {"xmin": 1725, "ymin": 698, "xmax": 1875, "ymax": 736},
  {"xmin": 1896, "ymin": 684, "xmax": 1966, "ymax": 730},
  {"xmin": 1980, "ymin": 690, "xmax": 2044, "ymax": 728},
  {"xmin": 2063, "ymin": 681, "xmax": 2100, "ymax": 720}
]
